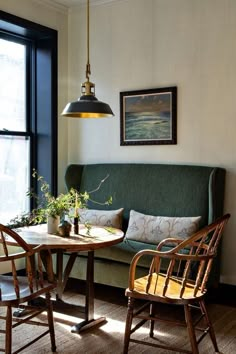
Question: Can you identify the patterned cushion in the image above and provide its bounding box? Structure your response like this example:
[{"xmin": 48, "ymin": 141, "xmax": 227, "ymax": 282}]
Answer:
[
  {"xmin": 125, "ymin": 210, "xmax": 201, "ymax": 244},
  {"xmin": 78, "ymin": 208, "xmax": 124, "ymax": 229}
]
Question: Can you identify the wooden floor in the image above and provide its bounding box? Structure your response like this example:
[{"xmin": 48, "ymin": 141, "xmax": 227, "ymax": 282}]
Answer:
[{"xmin": 1, "ymin": 282, "xmax": 236, "ymax": 353}]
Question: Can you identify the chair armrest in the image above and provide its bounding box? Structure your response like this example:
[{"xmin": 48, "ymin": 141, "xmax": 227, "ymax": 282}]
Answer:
[
  {"xmin": 128, "ymin": 249, "xmax": 173, "ymax": 290},
  {"xmin": 156, "ymin": 238, "xmax": 183, "ymax": 251}
]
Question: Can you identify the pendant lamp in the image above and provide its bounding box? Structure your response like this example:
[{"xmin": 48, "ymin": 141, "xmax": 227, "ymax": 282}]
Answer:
[{"xmin": 62, "ymin": 0, "xmax": 114, "ymax": 118}]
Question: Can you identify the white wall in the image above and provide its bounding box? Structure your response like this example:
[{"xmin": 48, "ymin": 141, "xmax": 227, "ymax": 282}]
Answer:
[
  {"xmin": 67, "ymin": 0, "xmax": 236, "ymax": 285},
  {"xmin": 1, "ymin": 0, "xmax": 235, "ymax": 285},
  {"xmin": 0, "ymin": 0, "xmax": 69, "ymax": 192}
]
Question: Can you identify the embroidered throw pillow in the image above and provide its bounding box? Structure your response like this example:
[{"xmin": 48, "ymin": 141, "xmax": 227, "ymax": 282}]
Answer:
[
  {"xmin": 78, "ymin": 208, "xmax": 124, "ymax": 229},
  {"xmin": 125, "ymin": 210, "xmax": 201, "ymax": 244}
]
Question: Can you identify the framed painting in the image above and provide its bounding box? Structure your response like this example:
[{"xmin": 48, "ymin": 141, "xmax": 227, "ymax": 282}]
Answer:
[{"xmin": 120, "ymin": 86, "xmax": 177, "ymax": 145}]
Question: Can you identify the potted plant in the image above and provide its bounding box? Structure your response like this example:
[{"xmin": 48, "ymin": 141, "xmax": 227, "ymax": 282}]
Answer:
[
  {"xmin": 29, "ymin": 170, "xmax": 74, "ymax": 233},
  {"xmin": 10, "ymin": 170, "xmax": 112, "ymax": 234},
  {"xmin": 9, "ymin": 170, "xmax": 75, "ymax": 233}
]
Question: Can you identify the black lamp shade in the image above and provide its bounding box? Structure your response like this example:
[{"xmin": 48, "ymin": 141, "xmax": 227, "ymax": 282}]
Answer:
[{"xmin": 61, "ymin": 94, "xmax": 114, "ymax": 118}]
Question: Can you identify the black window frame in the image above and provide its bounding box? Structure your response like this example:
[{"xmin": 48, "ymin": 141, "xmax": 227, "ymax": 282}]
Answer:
[{"xmin": 0, "ymin": 10, "xmax": 58, "ymax": 209}]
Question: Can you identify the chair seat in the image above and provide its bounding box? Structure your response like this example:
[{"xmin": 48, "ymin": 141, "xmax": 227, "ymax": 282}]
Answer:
[
  {"xmin": 126, "ymin": 273, "xmax": 205, "ymax": 302},
  {"xmin": 0, "ymin": 275, "xmax": 55, "ymax": 305}
]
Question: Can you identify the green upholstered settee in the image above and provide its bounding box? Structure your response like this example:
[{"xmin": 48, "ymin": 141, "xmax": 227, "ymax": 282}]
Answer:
[{"xmin": 64, "ymin": 163, "xmax": 226, "ymax": 288}]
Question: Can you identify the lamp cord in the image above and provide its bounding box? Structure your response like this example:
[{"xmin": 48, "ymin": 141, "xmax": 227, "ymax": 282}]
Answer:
[{"xmin": 86, "ymin": 0, "xmax": 91, "ymax": 81}]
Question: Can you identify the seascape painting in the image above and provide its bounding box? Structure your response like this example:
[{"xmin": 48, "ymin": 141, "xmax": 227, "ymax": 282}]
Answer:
[{"xmin": 120, "ymin": 87, "xmax": 177, "ymax": 146}]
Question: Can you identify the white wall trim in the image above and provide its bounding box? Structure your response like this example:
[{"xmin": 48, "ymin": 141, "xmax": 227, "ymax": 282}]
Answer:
[
  {"xmin": 32, "ymin": 0, "xmax": 68, "ymax": 14},
  {"xmin": 50, "ymin": 0, "xmax": 124, "ymax": 9},
  {"xmin": 90, "ymin": 0, "xmax": 124, "ymax": 5}
]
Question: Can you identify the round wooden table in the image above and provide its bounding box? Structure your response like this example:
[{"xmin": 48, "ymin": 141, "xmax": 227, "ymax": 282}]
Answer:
[
  {"xmin": 11, "ymin": 223, "xmax": 124, "ymax": 251},
  {"xmin": 10, "ymin": 223, "xmax": 124, "ymax": 333}
]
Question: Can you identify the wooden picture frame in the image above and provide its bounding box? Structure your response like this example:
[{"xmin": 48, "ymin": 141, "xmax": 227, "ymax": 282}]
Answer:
[{"xmin": 120, "ymin": 86, "xmax": 177, "ymax": 145}]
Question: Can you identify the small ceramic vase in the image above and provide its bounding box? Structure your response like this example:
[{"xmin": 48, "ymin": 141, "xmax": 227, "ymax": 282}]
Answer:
[{"xmin": 58, "ymin": 220, "xmax": 72, "ymax": 237}]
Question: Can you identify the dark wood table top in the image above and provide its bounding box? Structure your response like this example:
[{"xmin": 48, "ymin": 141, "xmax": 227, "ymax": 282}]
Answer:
[{"xmin": 8, "ymin": 224, "xmax": 124, "ymax": 252}]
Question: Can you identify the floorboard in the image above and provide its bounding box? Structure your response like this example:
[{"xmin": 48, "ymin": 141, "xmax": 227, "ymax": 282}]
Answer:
[{"xmin": 0, "ymin": 281, "xmax": 235, "ymax": 353}]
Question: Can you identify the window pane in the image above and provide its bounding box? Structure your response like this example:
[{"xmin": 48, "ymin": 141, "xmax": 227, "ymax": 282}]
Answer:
[
  {"xmin": 0, "ymin": 38, "xmax": 26, "ymax": 131},
  {"xmin": 0, "ymin": 136, "xmax": 30, "ymax": 224}
]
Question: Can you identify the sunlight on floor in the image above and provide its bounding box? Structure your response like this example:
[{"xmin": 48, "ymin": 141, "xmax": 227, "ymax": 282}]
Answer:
[{"xmin": 53, "ymin": 311, "xmax": 169, "ymax": 338}]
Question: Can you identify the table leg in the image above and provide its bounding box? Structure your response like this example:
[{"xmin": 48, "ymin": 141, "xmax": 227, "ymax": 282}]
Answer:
[
  {"xmin": 56, "ymin": 250, "xmax": 63, "ymax": 300},
  {"xmin": 71, "ymin": 251, "xmax": 106, "ymax": 333},
  {"xmin": 55, "ymin": 250, "xmax": 78, "ymax": 301}
]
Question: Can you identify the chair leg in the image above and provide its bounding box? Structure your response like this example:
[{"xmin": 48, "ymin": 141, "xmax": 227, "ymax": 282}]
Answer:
[
  {"xmin": 45, "ymin": 292, "xmax": 57, "ymax": 353},
  {"xmin": 184, "ymin": 304, "xmax": 199, "ymax": 354},
  {"xmin": 5, "ymin": 306, "xmax": 12, "ymax": 354},
  {"xmin": 199, "ymin": 300, "xmax": 219, "ymax": 352},
  {"xmin": 123, "ymin": 297, "xmax": 134, "ymax": 354},
  {"xmin": 149, "ymin": 302, "xmax": 155, "ymax": 338}
]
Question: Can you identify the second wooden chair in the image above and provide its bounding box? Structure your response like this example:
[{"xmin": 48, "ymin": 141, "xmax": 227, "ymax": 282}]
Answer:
[
  {"xmin": 123, "ymin": 214, "xmax": 230, "ymax": 354},
  {"xmin": 0, "ymin": 224, "xmax": 57, "ymax": 354}
]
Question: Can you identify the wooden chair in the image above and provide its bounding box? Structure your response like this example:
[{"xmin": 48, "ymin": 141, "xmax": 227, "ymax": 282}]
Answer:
[
  {"xmin": 0, "ymin": 224, "xmax": 57, "ymax": 354},
  {"xmin": 123, "ymin": 213, "xmax": 230, "ymax": 354}
]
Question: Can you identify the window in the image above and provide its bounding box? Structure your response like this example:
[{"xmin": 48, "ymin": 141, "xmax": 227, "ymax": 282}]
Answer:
[
  {"xmin": 0, "ymin": 36, "xmax": 30, "ymax": 223},
  {"xmin": 0, "ymin": 11, "xmax": 58, "ymax": 224}
]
